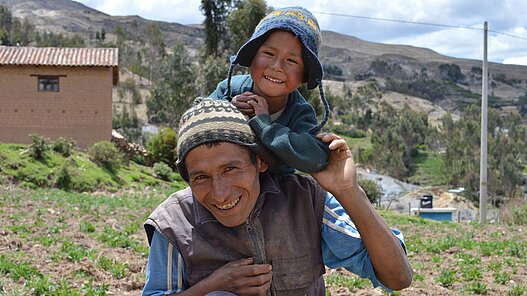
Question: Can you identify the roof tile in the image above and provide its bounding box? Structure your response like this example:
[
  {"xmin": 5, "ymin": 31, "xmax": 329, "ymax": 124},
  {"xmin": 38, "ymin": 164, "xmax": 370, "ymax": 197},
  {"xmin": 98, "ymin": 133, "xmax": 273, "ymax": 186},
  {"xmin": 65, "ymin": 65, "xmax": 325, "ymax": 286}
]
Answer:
[{"xmin": 0, "ymin": 46, "xmax": 118, "ymax": 67}]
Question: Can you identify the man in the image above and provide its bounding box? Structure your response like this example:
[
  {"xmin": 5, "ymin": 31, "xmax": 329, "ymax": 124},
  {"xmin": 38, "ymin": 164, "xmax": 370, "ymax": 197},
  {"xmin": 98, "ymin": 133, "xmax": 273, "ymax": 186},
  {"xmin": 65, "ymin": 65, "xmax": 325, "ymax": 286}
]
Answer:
[{"xmin": 142, "ymin": 98, "xmax": 412, "ymax": 295}]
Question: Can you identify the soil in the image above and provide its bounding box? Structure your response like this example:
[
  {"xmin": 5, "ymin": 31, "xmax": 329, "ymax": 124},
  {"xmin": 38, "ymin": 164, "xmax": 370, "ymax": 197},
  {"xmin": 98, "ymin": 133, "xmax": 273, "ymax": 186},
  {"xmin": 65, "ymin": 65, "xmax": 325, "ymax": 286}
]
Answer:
[{"xmin": 1, "ymin": 184, "xmax": 526, "ymax": 295}]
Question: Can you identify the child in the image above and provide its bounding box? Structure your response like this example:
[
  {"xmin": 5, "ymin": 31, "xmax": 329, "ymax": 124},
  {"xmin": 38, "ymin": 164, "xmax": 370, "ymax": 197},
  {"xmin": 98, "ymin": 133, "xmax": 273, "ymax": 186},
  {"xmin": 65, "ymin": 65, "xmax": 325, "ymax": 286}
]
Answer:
[{"xmin": 209, "ymin": 6, "xmax": 330, "ymax": 174}]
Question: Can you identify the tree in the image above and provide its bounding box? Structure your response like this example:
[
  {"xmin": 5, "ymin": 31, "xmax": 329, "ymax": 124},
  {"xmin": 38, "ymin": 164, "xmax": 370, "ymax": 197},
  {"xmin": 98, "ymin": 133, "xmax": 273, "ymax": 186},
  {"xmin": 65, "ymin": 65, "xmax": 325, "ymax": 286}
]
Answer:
[
  {"xmin": 144, "ymin": 23, "xmax": 165, "ymax": 82},
  {"xmin": 518, "ymin": 90, "xmax": 527, "ymax": 116},
  {"xmin": 226, "ymin": 0, "xmax": 268, "ymax": 52},
  {"xmin": 200, "ymin": 0, "xmax": 234, "ymax": 57},
  {"xmin": 0, "ymin": 5, "xmax": 13, "ymax": 45},
  {"xmin": 147, "ymin": 42, "xmax": 196, "ymax": 128},
  {"xmin": 195, "ymin": 54, "xmax": 229, "ymax": 96}
]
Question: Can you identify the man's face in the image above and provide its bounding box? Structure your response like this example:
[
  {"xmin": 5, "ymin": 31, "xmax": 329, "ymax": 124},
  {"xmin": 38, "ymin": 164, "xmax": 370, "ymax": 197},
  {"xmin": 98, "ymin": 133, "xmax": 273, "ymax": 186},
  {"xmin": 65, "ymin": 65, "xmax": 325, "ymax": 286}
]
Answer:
[{"xmin": 185, "ymin": 142, "xmax": 268, "ymax": 227}]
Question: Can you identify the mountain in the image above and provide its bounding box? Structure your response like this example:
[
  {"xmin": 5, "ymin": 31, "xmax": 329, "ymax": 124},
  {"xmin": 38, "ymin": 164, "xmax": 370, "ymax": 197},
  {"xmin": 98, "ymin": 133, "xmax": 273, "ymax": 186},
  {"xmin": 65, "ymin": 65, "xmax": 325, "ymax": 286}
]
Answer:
[
  {"xmin": 0, "ymin": 0, "xmax": 205, "ymax": 51},
  {"xmin": 2, "ymin": 0, "xmax": 527, "ymax": 115}
]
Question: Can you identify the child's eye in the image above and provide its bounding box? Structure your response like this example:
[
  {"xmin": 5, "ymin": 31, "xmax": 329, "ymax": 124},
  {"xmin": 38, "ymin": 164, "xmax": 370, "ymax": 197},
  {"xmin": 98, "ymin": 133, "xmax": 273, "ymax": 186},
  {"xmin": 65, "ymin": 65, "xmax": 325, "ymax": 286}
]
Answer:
[
  {"xmin": 287, "ymin": 58, "xmax": 299, "ymax": 64},
  {"xmin": 263, "ymin": 51, "xmax": 274, "ymax": 57}
]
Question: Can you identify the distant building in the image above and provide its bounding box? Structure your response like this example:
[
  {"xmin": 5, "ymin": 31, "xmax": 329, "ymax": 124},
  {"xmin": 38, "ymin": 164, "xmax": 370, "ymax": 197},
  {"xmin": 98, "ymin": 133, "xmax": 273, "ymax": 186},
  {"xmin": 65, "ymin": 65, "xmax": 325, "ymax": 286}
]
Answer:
[{"xmin": 0, "ymin": 46, "xmax": 118, "ymax": 148}]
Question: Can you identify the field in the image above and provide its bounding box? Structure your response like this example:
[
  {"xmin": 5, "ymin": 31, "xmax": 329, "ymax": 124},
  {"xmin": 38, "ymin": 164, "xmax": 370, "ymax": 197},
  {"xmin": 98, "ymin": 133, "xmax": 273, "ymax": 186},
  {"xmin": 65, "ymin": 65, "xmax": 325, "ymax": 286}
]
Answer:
[{"xmin": 1, "ymin": 184, "xmax": 526, "ymax": 295}]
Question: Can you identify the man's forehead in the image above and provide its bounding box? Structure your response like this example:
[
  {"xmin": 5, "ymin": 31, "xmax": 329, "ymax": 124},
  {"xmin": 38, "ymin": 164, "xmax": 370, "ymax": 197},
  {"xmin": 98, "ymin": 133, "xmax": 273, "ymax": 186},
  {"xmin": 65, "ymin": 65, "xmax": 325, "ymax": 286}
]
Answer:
[{"xmin": 185, "ymin": 143, "xmax": 251, "ymax": 173}]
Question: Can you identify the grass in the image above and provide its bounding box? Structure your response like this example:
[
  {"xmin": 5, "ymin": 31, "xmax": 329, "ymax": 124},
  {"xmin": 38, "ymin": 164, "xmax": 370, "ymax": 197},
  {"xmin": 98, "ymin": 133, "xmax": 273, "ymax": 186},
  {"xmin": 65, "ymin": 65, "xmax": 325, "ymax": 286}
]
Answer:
[
  {"xmin": 0, "ymin": 143, "xmax": 177, "ymax": 192},
  {"xmin": 408, "ymin": 149, "xmax": 448, "ymax": 185},
  {"xmin": 342, "ymin": 135, "xmax": 372, "ymax": 151}
]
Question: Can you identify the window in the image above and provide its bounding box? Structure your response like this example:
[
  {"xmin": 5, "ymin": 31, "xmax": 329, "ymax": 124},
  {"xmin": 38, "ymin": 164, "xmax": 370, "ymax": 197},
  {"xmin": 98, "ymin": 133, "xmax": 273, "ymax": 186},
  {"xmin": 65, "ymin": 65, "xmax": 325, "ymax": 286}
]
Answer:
[{"xmin": 38, "ymin": 76, "xmax": 60, "ymax": 92}]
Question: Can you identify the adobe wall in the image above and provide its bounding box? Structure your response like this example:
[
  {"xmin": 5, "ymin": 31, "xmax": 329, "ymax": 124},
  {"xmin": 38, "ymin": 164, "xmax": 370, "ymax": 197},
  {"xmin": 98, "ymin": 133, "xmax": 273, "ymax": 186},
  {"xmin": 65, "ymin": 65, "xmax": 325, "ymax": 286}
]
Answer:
[{"xmin": 0, "ymin": 65, "xmax": 113, "ymax": 149}]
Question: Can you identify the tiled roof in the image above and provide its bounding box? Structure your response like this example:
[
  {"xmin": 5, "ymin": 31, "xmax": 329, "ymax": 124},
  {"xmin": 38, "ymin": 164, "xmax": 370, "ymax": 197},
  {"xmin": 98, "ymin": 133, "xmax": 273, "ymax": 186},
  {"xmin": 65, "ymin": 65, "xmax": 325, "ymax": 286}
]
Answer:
[{"xmin": 0, "ymin": 46, "xmax": 118, "ymax": 67}]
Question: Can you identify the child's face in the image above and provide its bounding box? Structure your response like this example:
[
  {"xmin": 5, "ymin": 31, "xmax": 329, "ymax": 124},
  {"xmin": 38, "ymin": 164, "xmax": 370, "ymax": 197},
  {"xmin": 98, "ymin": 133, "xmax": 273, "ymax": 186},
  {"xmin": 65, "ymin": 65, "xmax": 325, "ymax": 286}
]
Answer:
[{"xmin": 250, "ymin": 30, "xmax": 304, "ymax": 108}]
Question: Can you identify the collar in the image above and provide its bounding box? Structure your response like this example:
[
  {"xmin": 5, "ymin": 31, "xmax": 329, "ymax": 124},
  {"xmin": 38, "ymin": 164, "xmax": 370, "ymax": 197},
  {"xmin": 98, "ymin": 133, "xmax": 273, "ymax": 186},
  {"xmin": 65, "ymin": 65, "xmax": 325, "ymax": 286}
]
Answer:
[{"xmin": 192, "ymin": 172, "xmax": 280, "ymax": 225}]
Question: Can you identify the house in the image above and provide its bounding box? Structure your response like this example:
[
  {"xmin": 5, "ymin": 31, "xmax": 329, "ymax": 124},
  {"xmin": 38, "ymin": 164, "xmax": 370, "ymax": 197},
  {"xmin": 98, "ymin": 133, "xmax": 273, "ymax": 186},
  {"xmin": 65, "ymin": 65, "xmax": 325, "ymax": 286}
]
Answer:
[{"xmin": 0, "ymin": 46, "xmax": 118, "ymax": 149}]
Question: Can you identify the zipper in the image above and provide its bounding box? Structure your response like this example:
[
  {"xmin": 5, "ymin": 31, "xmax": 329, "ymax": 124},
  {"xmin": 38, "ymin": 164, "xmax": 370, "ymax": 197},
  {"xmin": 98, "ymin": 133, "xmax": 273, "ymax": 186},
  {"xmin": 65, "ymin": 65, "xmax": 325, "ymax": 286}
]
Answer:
[{"xmin": 245, "ymin": 219, "xmax": 276, "ymax": 296}]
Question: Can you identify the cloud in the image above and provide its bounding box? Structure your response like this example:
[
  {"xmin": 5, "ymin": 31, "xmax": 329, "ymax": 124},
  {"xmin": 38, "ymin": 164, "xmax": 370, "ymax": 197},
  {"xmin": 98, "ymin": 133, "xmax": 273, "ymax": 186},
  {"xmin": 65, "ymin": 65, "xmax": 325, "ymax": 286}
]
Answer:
[
  {"xmin": 502, "ymin": 56, "xmax": 527, "ymax": 66},
  {"xmin": 74, "ymin": 0, "xmax": 527, "ymax": 66}
]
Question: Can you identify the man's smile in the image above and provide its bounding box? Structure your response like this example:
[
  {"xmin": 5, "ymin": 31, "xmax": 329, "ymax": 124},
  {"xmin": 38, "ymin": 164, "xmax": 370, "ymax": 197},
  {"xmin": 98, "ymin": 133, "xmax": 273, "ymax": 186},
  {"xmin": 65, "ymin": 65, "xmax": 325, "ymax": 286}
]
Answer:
[{"xmin": 216, "ymin": 196, "xmax": 241, "ymax": 210}]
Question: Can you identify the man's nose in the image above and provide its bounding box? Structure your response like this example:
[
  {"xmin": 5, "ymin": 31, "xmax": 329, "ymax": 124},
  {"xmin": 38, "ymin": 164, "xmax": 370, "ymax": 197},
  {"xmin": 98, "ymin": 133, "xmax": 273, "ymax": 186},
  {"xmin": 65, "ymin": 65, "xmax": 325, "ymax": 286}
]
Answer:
[{"xmin": 211, "ymin": 180, "xmax": 229, "ymax": 202}]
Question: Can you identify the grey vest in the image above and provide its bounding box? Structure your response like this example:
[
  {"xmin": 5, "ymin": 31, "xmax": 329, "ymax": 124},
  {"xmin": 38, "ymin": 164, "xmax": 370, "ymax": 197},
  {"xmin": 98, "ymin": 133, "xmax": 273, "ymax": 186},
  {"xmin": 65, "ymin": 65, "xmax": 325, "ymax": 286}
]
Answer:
[{"xmin": 145, "ymin": 173, "xmax": 327, "ymax": 295}]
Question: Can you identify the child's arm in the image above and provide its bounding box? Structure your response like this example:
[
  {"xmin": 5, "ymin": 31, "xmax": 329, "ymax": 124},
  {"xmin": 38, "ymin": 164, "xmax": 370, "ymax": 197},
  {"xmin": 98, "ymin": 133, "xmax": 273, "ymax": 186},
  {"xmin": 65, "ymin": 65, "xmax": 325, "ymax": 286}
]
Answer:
[{"xmin": 248, "ymin": 99, "xmax": 329, "ymax": 173}]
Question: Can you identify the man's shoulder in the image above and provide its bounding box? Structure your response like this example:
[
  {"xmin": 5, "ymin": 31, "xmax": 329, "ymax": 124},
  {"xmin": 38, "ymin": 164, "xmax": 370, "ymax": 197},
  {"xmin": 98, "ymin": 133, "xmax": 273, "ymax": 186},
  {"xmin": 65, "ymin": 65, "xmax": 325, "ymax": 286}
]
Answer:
[
  {"xmin": 152, "ymin": 187, "xmax": 193, "ymax": 215},
  {"xmin": 271, "ymin": 173, "xmax": 320, "ymax": 194}
]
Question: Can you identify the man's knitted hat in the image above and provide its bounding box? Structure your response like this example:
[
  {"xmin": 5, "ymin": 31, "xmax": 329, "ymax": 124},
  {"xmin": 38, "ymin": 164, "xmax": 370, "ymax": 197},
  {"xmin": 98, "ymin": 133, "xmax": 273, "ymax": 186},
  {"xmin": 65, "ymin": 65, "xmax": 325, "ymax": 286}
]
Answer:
[
  {"xmin": 227, "ymin": 7, "xmax": 330, "ymax": 133},
  {"xmin": 176, "ymin": 98, "xmax": 271, "ymax": 181}
]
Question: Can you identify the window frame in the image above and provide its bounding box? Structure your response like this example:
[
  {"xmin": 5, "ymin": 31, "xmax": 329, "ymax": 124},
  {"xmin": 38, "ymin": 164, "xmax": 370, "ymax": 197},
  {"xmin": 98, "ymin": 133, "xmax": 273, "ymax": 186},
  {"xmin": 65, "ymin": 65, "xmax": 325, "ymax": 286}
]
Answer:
[{"xmin": 37, "ymin": 76, "xmax": 60, "ymax": 92}]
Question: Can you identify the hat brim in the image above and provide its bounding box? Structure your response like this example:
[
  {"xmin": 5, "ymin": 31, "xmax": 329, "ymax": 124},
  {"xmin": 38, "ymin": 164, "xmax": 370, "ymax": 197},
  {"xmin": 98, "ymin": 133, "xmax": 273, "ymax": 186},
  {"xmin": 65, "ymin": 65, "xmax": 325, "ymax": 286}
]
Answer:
[{"xmin": 232, "ymin": 30, "xmax": 322, "ymax": 90}]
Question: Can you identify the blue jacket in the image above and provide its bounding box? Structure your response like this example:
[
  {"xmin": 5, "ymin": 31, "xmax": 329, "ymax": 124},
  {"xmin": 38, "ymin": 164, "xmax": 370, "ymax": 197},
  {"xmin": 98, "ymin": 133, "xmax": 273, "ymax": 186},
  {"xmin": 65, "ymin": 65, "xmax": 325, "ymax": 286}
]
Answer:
[{"xmin": 210, "ymin": 75, "xmax": 329, "ymax": 174}]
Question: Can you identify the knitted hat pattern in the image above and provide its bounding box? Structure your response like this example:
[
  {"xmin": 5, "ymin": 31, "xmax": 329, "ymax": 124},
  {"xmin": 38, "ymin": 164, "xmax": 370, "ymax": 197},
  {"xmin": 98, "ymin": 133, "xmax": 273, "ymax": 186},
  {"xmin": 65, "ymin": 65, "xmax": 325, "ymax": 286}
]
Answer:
[
  {"xmin": 227, "ymin": 7, "xmax": 330, "ymax": 133},
  {"xmin": 175, "ymin": 98, "xmax": 258, "ymax": 181}
]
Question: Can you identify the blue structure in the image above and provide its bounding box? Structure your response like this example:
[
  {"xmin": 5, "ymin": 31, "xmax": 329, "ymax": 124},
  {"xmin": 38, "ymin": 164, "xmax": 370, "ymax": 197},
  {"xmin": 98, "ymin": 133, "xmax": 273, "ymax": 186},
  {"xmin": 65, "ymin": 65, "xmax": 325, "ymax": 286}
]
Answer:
[{"xmin": 411, "ymin": 208, "xmax": 457, "ymax": 222}]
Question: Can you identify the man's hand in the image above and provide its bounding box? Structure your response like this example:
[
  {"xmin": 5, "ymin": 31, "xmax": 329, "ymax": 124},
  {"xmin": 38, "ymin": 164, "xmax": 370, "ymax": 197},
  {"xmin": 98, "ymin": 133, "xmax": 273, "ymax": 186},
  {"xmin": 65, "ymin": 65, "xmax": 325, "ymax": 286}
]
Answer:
[
  {"xmin": 311, "ymin": 133, "xmax": 357, "ymax": 197},
  {"xmin": 195, "ymin": 258, "xmax": 273, "ymax": 296},
  {"xmin": 232, "ymin": 92, "xmax": 269, "ymax": 117}
]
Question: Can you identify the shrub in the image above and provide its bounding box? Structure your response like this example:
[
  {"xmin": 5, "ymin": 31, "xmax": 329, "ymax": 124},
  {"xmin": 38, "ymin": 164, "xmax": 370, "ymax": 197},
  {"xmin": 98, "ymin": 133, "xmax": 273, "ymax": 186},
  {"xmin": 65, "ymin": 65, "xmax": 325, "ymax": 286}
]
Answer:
[
  {"xmin": 55, "ymin": 161, "xmax": 73, "ymax": 190},
  {"xmin": 500, "ymin": 198, "xmax": 527, "ymax": 225},
  {"xmin": 358, "ymin": 178, "xmax": 383, "ymax": 204},
  {"xmin": 146, "ymin": 127, "xmax": 178, "ymax": 169},
  {"xmin": 88, "ymin": 141, "xmax": 124, "ymax": 172},
  {"xmin": 153, "ymin": 162, "xmax": 172, "ymax": 181},
  {"xmin": 29, "ymin": 134, "xmax": 50, "ymax": 160},
  {"xmin": 52, "ymin": 137, "xmax": 76, "ymax": 157}
]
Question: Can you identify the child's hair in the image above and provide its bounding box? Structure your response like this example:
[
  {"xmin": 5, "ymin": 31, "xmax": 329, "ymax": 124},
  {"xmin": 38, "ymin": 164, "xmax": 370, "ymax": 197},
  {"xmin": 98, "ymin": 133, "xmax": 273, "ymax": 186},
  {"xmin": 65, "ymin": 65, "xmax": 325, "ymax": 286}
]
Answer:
[{"xmin": 227, "ymin": 7, "xmax": 330, "ymax": 133}]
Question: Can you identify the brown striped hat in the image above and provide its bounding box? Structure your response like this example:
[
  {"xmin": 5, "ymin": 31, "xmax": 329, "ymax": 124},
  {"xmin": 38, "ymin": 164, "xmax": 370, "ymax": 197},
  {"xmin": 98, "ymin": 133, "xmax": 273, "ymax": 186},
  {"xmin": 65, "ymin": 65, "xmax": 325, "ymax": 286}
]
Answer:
[{"xmin": 176, "ymin": 98, "xmax": 266, "ymax": 181}]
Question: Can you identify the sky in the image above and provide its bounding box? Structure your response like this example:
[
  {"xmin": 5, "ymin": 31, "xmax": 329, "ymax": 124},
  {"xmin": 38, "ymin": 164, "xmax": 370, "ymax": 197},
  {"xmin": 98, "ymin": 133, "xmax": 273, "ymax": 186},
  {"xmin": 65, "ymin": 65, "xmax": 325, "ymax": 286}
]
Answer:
[{"xmin": 75, "ymin": 0, "xmax": 527, "ymax": 66}]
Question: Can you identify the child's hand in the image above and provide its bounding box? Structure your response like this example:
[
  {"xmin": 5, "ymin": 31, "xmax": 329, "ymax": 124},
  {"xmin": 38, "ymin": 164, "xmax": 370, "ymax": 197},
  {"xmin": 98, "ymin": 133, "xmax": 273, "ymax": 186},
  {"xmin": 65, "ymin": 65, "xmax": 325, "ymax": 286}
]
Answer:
[
  {"xmin": 247, "ymin": 95, "xmax": 269, "ymax": 116},
  {"xmin": 232, "ymin": 92, "xmax": 257, "ymax": 117}
]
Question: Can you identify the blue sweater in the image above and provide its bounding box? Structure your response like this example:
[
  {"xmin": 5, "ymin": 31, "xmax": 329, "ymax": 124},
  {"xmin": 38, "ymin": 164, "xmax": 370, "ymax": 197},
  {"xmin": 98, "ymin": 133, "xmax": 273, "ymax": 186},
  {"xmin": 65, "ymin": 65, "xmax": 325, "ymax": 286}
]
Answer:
[{"xmin": 210, "ymin": 74, "xmax": 329, "ymax": 174}]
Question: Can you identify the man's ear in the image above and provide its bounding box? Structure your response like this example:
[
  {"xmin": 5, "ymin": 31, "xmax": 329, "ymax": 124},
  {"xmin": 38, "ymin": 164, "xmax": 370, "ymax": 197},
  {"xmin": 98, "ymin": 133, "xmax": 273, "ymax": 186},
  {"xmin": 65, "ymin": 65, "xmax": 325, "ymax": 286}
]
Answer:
[{"xmin": 256, "ymin": 155, "xmax": 269, "ymax": 173}]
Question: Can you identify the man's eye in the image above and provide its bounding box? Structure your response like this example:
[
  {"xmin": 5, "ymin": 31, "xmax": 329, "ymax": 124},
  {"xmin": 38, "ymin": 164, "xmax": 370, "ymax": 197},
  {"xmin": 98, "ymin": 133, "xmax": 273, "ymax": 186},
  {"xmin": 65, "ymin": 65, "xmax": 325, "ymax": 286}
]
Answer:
[
  {"xmin": 224, "ymin": 166, "xmax": 239, "ymax": 173},
  {"xmin": 193, "ymin": 175, "xmax": 207, "ymax": 181}
]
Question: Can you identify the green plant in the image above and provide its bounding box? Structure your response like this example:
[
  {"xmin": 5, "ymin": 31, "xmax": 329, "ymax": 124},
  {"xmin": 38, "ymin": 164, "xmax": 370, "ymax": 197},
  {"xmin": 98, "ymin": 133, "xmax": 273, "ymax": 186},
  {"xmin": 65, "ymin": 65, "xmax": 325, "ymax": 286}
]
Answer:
[
  {"xmin": 324, "ymin": 273, "xmax": 369, "ymax": 290},
  {"xmin": 495, "ymin": 271, "xmax": 511, "ymax": 285},
  {"xmin": 462, "ymin": 266, "xmax": 483, "ymax": 281},
  {"xmin": 54, "ymin": 241, "xmax": 95, "ymax": 263},
  {"xmin": 55, "ymin": 160, "xmax": 75, "ymax": 190},
  {"xmin": 507, "ymin": 284, "xmax": 526, "ymax": 296},
  {"xmin": 146, "ymin": 127, "xmax": 178, "ymax": 169},
  {"xmin": 436, "ymin": 269, "xmax": 456, "ymax": 287},
  {"xmin": 82, "ymin": 280, "xmax": 109, "ymax": 295},
  {"xmin": 466, "ymin": 281, "xmax": 488, "ymax": 294},
  {"xmin": 358, "ymin": 178, "xmax": 382, "ymax": 204},
  {"xmin": 29, "ymin": 134, "xmax": 50, "ymax": 160},
  {"xmin": 413, "ymin": 272, "xmax": 425, "ymax": 282},
  {"xmin": 88, "ymin": 141, "xmax": 124, "ymax": 172},
  {"xmin": 153, "ymin": 162, "xmax": 173, "ymax": 181},
  {"xmin": 0, "ymin": 255, "xmax": 40, "ymax": 281},
  {"xmin": 52, "ymin": 137, "xmax": 76, "ymax": 157},
  {"xmin": 97, "ymin": 257, "xmax": 128, "ymax": 279},
  {"xmin": 79, "ymin": 220, "xmax": 96, "ymax": 233}
]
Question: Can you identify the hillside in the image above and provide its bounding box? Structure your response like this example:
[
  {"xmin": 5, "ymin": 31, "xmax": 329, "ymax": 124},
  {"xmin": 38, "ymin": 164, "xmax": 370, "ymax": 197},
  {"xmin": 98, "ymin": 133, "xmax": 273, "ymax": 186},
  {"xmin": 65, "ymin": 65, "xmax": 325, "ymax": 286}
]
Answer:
[{"xmin": 2, "ymin": 0, "xmax": 527, "ymax": 116}]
